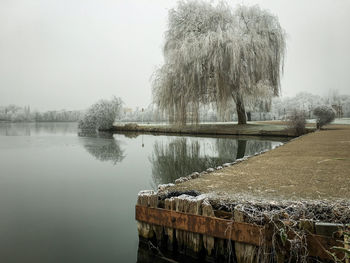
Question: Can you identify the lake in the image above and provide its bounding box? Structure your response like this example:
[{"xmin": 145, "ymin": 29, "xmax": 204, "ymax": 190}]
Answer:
[{"xmin": 0, "ymin": 122, "xmax": 287, "ymax": 263}]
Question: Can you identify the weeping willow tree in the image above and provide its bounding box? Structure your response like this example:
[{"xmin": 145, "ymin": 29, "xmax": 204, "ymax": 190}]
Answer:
[{"xmin": 152, "ymin": 1, "xmax": 286, "ymax": 125}]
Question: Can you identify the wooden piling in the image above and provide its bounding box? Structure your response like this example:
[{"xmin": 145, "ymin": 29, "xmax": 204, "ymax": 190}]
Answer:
[
  {"xmin": 234, "ymin": 209, "xmax": 258, "ymax": 263},
  {"xmin": 185, "ymin": 195, "xmax": 204, "ymax": 254},
  {"xmin": 137, "ymin": 190, "xmax": 156, "ymax": 239},
  {"xmin": 136, "ymin": 191, "xmax": 346, "ymax": 262},
  {"xmin": 345, "ymin": 225, "xmax": 349, "ymax": 263},
  {"xmin": 164, "ymin": 197, "xmax": 176, "ymax": 250},
  {"xmin": 202, "ymin": 199, "xmax": 215, "ymax": 256}
]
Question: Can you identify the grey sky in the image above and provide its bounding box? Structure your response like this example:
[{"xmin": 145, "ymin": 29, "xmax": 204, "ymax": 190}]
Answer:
[{"xmin": 0, "ymin": 0, "xmax": 349, "ymax": 111}]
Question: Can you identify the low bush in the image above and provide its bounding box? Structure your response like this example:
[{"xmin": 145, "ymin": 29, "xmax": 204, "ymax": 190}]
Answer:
[
  {"xmin": 313, "ymin": 105, "xmax": 335, "ymax": 129},
  {"xmin": 78, "ymin": 97, "xmax": 123, "ymax": 130},
  {"xmin": 287, "ymin": 109, "xmax": 306, "ymax": 136}
]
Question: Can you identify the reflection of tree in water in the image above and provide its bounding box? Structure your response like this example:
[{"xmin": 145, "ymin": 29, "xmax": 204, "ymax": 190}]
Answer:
[
  {"xmin": 245, "ymin": 140, "xmax": 274, "ymax": 156},
  {"xmin": 150, "ymin": 138, "xmax": 219, "ymax": 187},
  {"xmin": 78, "ymin": 132, "xmax": 125, "ymax": 165},
  {"xmin": 216, "ymin": 139, "xmax": 241, "ymax": 159},
  {"xmin": 150, "ymin": 137, "xmax": 274, "ymax": 187},
  {"xmin": 216, "ymin": 139, "xmax": 274, "ymax": 159}
]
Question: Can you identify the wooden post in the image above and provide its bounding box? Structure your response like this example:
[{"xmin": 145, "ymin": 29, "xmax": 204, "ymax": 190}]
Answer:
[
  {"xmin": 137, "ymin": 190, "xmax": 157, "ymax": 239},
  {"xmin": 345, "ymin": 225, "xmax": 349, "ymax": 263},
  {"xmin": 202, "ymin": 199, "xmax": 215, "ymax": 256},
  {"xmin": 149, "ymin": 193, "xmax": 163, "ymax": 242},
  {"xmin": 175, "ymin": 195, "xmax": 186, "ymax": 250},
  {"xmin": 164, "ymin": 197, "xmax": 176, "ymax": 250},
  {"xmin": 186, "ymin": 195, "xmax": 205, "ymax": 253},
  {"xmin": 234, "ymin": 209, "xmax": 257, "ymax": 263}
]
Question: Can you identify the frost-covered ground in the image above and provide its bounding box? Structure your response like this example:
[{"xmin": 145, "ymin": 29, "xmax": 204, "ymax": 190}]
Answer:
[
  {"xmin": 115, "ymin": 121, "xmax": 287, "ymax": 126},
  {"xmin": 166, "ymin": 124, "xmax": 350, "ymax": 201},
  {"xmin": 116, "ymin": 119, "xmax": 350, "ymax": 126},
  {"xmin": 306, "ymin": 118, "xmax": 350, "ymax": 125}
]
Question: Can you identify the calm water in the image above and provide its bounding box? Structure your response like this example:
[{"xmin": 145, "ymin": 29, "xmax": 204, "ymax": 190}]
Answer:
[{"xmin": 0, "ymin": 122, "xmax": 287, "ymax": 263}]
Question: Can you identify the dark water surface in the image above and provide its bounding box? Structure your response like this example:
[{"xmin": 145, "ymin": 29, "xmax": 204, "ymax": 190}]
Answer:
[{"xmin": 0, "ymin": 122, "xmax": 287, "ymax": 263}]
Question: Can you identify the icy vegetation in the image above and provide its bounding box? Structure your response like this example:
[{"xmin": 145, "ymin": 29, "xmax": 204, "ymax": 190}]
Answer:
[
  {"xmin": 152, "ymin": 1, "xmax": 286, "ymax": 125},
  {"xmin": 287, "ymin": 109, "xmax": 306, "ymax": 135},
  {"xmin": 0, "ymin": 104, "xmax": 83, "ymax": 122},
  {"xmin": 116, "ymin": 91, "xmax": 350, "ymax": 123},
  {"xmin": 78, "ymin": 97, "xmax": 123, "ymax": 130},
  {"xmin": 313, "ymin": 105, "xmax": 336, "ymax": 128}
]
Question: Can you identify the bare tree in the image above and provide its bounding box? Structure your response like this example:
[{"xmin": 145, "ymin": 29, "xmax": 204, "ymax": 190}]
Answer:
[
  {"xmin": 153, "ymin": 1, "xmax": 286, "ymax": 125},
  {"xmin": 287, "ymin": 109, "xmax": 306, "ymax": 136}
]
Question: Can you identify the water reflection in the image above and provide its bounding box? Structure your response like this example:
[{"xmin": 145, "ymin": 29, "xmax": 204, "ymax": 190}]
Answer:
[
  {"xmin": 216, "ymin": 139, "xmax": 275, "ymax": 158},
  {"xmin": 236, "ymin": 140, "xmax": 247, "ymax": 159},
  {"xmin": 0, "ymin": 122, "xmax": 287, "ymax": 263},
  {"xmin": 78, "ymin": 132, "xmax": 125, "ymax": 164},
  {"xmin": 137, "ymin": 240, "xmax": 197, "ymax": 263},
  {"xmin": 0, "ymin": 122, "xmax": 77, "ymax": 136},
  {"xmin": 149, "ymin": 136, "xmax": 277, "ymax": 187}
]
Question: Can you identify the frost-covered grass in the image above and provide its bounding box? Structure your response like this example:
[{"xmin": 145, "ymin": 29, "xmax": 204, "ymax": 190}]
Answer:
[{"xmin": 306, "ymin": 118, "xmax": 350, "ymax": 125}]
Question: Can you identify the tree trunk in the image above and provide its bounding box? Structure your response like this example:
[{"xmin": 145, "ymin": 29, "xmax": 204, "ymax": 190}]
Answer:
[
  {"xmin": 247, "ymin": 112, "xmax": 251, "ymax": 121},
  {"xmin": 235, "ymin": 96, "xmax": 247, "ymax": 125}
]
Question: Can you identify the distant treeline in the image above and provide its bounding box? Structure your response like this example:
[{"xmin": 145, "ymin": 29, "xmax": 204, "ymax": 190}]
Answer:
[
  {"xmin": 120, "ymin": 91, "xmax": 350, "ymax": 123},
  {"xmin": 2, "ymin": 91, "xmax": 349, "ymax": 124},
  {"xmin": 0, "ymin": 105, "xmax": 84, "ymax": 122},
  {"xmin": 271, "ymin": 91, "xmax": 350, "ymax": 120}
]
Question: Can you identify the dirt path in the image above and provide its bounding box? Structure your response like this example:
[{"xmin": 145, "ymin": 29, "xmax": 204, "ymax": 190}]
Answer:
[{"xmin": 168, "ymin": 125, "xmax": 350, "ymax": 201}]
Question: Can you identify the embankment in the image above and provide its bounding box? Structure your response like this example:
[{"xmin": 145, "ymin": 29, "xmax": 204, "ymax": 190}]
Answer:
[
  {"xmin": 112, "ymin": 122, "xmax": 315, "ymax": 137},
  {"xmin": 135, "ymin": 124, "xmax": 350, "ymax": 262}
]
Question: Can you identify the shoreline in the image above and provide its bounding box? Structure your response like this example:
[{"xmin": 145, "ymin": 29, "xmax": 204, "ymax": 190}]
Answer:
[
  {"xmin": 135, "ymin": 124, "xmax": 350, "ymax": 262},
  {"xmin": 111, "ymin": 122, "xmax": 315, "ymax": 137}
]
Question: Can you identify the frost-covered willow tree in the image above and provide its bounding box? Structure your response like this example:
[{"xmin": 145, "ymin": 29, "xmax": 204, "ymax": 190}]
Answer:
[{"xmin": 153, "ymin": 1, "xmax": 286, "ymax": 124}]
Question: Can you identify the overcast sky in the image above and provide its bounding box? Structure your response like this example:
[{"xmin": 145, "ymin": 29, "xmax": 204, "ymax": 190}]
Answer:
[{"xmin": 0, "ymin": 0, "xmax": 349, "ymax": 111}]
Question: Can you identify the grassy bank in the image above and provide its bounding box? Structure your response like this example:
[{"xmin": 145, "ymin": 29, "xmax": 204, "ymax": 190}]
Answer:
[{"xmin": 112, "ymin": 121, "xmax": 316, "ymax": 137}]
